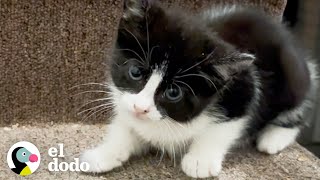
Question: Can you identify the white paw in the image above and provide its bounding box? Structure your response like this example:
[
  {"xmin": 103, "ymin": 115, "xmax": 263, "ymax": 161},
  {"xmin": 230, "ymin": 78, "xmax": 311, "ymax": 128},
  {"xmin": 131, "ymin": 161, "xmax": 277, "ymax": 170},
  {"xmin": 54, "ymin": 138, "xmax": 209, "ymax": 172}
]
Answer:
[
  {"xmin": 257, "ymin": 137, "xmax": 288, "ymax": 154},
  {"xmin": 181, "ymin": 153, "xmax": 222, "ymax": 178},
  {"xmin": 80, "ymin": 147, "xmax": 129, "ymax": 173},
  {"xmin": 257, "ymin": 126, "xmax": 299, "ymax": 154}
]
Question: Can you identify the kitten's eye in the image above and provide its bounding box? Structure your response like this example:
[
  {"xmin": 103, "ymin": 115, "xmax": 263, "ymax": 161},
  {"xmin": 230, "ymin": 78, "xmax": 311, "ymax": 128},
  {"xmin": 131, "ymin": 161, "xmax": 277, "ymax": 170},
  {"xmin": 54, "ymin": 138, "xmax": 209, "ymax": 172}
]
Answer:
[
  {"xmin": 128, "ymin": 65, "xmax": 143, "ymax": 80},
  {"xmin": 165, "ymin": 86, "xmax": 183, "ymax": 102}
]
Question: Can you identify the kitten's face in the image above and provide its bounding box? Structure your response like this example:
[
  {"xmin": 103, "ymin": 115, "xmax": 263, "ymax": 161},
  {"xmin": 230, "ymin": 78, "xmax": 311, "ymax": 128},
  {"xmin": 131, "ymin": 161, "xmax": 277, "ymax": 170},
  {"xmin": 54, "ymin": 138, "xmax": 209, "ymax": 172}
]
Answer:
[{"xmin": 110, "ymin": 0, "xmax": 253, "ymax": 123}]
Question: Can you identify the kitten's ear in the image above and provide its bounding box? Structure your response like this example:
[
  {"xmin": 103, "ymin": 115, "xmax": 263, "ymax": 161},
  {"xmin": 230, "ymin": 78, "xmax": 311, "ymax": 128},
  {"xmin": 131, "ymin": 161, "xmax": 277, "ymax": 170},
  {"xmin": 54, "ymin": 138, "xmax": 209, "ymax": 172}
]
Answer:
[
  {"xmin": 215, "ymin": 53, "xmax": 255, "ymax": 80},
  {"xmin": 123, "ymin": 0, "xmax": 154, "ymax": 20}
]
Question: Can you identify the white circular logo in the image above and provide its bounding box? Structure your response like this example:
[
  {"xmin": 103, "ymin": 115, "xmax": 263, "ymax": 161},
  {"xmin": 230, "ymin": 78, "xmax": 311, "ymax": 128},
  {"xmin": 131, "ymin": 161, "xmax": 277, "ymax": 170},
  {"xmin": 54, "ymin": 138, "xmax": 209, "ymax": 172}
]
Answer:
[{"xmin": 7, "ymin": 141, "xmax": 41, "ymax": 176}]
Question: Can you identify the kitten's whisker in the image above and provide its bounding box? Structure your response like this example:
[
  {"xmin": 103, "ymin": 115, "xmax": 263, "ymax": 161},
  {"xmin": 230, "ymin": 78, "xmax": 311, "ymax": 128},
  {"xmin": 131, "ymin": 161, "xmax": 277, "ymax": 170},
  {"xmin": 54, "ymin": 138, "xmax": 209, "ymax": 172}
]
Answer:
[
  {"xmin": 172, "ymin": 143, "xmax": 176, "ymax": 167},
  {"xmin": 81, "ymin": 106, "xmax": 114, "ymax": 122},
  {"xmin": 166, "ymin": 119, "xmax": 186, "ymax": 158},
  {"xmin": 77, "ymin": 103, "xmax": 115, "ymax": 115},
  {"xmin": 95, "ymin": 109, "xmax": 112, "ymax": 119},
  {"xmin": 175, "ymin": 73, "xmax": 221, "ymax": 97},
  {"xmin": 89, "ymin": 106, "xmax": 114, "ymax": 119},
  {"xmin": 112, "ymin": 61, "xmax": 120, "ymax": 67},
  {"xmin": 81, "ymin": 107, "xmax": 103, "ymax": 122},
  {"xmin": 149, "ymin": 45, "xmax": 159, "ymax": 62},
  {"xmin": 162, "ymin": 120, "xmax": 176, "ymax": 167},
  {"xmin": 121, "ymin": 58, "xmax": 145, "ymax": 66},
  {"xmin": 174, "ymin": 80, "xmax": 196, "ymax": 97},
  {"xmin": 163, "ymin": 120, "xmax": 175, "ymax": 166},
  {"xmin": 116, "ymin": 48, "xmax": 145, "ymax": 65},
  {"xmin": 81, "ymin": 107, "xmax": 102, "ymax": 122},
  {"xmin": 68, "ymin": 82, "xmax": 110, "ymax": 90},
  {"xmin": 82, "ymin": 104, "xmax": 116, "ymax": 117},
  {"xmin": 167, "ymin": 116, "xmax": 188, "ymax": 130},
  {"xmin": 155, "ymin": 147, "xmax": 160, "ymax": 158},
  {"xmin": 80, "ymin": 107, "xmax": 115, "ymax": 122},
  {"xmin": 124, "ymin": 29, "xmax": 148, "ymax": 62},
  {"xmin": 172, "ymin": 82, "xmax": 182, "ymax": 95},
  {"xmin": 70, "ymin": 90, "xmax": 111, "ymax": 97},
  {"xmin": 154, "ymin": 122, "xmax": 165, "ymax": 166},
  {"xmin": 179, "ymin": 50, "xmax": 215, "ymax": 74},
  {"xmin": 166, "ymin": 118, "xmax": 188, "ymax": 142},
  {"xmin": 146, "ymin": 15, "xmax": 150, "ymax": 66},
  {"xmin": 78, "ymin": 97, "xmax": 114, "ymax": 111},
  {"xmin": 158, "ymin": 146, "xmax": 165, "ymax": 166}
]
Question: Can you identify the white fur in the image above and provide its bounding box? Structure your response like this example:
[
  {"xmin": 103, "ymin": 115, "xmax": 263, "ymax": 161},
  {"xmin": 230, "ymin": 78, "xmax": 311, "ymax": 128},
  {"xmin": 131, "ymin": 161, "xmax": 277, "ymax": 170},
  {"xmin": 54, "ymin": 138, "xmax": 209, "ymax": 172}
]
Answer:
[
  {"xmin": 123, "ymin": 0, "xmax": 143, "ymax": 19},
  {"xmin": 81, "ymin": 61, "xmax": 317, "ymax": 178},
  {"xmin": 80, "ymin": 120, "xmax": 145, "ymax": 172},
  {"xmin": 256, "ymin": 61, "xmax": 318, "ymax": 155},
  {"xmin": 181, "ymin": 117, "xmax": 248, "ymax": 178},
  {"xmin": 257, "ymin": 125, "xmax": 299, "ymax": 154},
  {"xmin": 81, "ymin": 111, "xmax": 248, "ymax": 177},
  {"xmin": 306, "ymin": 61, "xmax": 319, "ymax": 103},
  {"xmin": 240, "ymin": 53, "xmax": 256, "ymax": 60},
  {"xmin": 201, "ymin": 5, "xmax": 237, "ymax": 21},
  {"xmin": 80, "ymin": 67, "xmax": 249, "ymax": 177},
  {"xmin": 215, "ymin": 52, "xmax": 256, "ymax": 80},
  {"xmin": 132, "ymin": 71, "xmax": 162, "ymax": 113},
  {"xmin": 115, "ymin": 71, "xmax": 164, "ymax": 121}
]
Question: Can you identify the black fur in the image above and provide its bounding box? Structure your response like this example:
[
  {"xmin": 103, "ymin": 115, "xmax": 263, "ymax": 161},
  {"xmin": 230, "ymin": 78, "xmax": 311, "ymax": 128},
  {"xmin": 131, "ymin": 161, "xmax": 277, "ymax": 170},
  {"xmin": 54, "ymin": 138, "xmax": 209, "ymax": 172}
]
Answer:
[
  {"xmin": 208, "ymin": 9, "xmax": 312, "ymax": 131},
  {"xmin": 11, "ymin": 147, "xmax": 27, "ymax": 174},
  {"xmin": 111, "ymin": 1, "xmax": 312, "ymax": 131}
]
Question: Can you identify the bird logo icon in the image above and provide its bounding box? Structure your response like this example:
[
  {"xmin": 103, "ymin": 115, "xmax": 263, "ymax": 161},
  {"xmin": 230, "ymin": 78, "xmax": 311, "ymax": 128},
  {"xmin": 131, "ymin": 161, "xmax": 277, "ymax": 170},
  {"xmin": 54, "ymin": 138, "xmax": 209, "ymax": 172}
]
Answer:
[{"xmin": 7, "ymin": 141, "xmax": 41, "ymax": 176}]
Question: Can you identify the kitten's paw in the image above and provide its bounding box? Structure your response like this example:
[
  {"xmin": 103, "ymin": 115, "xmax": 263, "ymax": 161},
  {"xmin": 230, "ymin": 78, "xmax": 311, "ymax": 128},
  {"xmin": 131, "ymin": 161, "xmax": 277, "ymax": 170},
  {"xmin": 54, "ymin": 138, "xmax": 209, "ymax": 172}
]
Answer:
[
  {"xmin": 181, "ymin": 153, "xmax": 222, "ymax": 178},
  {"xmin": 257, "ymin": 125, "xmax": 299, "ymax": 154},
  {"xmin": 80, "ymin": 147, "xmax": 129, "ymax": 173},
  {"xmin": 257, "ymin": 137, "xmax": 288, "ymax": 154}
]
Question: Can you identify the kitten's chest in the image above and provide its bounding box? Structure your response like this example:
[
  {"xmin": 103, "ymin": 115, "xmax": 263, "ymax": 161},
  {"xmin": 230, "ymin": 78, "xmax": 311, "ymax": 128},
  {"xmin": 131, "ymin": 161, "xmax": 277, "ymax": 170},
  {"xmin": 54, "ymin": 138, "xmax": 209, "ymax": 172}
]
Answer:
[
  {"xmin": 126, "ymin": 115, "xmax": 212, "ymax": 149},
  {"xmin": 132, "ymin": 120, "xmax": 192, "ymax": 146}
]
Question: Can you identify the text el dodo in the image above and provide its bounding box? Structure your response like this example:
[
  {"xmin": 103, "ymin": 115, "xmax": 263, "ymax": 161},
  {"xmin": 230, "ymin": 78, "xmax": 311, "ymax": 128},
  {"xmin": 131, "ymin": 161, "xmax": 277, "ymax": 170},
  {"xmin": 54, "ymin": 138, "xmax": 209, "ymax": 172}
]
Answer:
[{"xmin": 48, "ymin": 144, "xmax": 89, "ymax": 172}]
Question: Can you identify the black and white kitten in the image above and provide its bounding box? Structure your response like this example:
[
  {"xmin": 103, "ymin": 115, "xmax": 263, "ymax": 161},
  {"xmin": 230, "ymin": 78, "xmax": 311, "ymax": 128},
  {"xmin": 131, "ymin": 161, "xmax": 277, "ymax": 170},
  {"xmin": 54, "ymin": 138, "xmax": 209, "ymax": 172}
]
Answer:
[{"xmin": 80, "ymin": 0, "xmax": 318, "ymax": 178}]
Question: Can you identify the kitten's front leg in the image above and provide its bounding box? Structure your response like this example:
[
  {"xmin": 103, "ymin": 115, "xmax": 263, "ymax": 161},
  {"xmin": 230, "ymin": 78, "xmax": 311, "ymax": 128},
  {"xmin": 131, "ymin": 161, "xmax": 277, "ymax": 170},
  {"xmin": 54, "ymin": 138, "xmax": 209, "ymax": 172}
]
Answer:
[
  {"xmin": 80, "ymin": 120, "xmax": 144, "ymax": 173},
  {"xmin": 181, "ymin": 118, "xmax": 247, "ymax": 178}
]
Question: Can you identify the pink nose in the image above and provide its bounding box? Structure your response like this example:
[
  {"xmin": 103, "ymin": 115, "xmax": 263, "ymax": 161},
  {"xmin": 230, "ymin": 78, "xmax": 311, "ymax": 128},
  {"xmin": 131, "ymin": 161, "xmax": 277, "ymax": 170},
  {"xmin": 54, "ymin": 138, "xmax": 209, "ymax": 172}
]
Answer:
[
  {"xmin": 133, "ymin": 104, "xmax": 150, "ymax": 114},
  {"xmin": 29, "ymin": 154, "xmax": 38, "ymax": 162}
]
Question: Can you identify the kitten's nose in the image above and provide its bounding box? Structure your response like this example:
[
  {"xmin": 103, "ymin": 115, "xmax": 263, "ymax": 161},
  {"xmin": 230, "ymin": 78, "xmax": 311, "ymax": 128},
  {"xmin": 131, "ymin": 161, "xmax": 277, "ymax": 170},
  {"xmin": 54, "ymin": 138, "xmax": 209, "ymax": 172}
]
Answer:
[{"xmin": 133, "ymin": 104, "xmax": 150, "ymax": 114}]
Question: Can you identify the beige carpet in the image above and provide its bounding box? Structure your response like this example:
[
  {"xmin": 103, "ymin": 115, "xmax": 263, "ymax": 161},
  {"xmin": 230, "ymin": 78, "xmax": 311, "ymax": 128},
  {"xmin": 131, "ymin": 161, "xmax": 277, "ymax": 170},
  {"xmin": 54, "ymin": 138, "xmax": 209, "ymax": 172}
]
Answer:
[{"xmin": 1, "ymin": 123, "xmax": 319, "ymax": 179}]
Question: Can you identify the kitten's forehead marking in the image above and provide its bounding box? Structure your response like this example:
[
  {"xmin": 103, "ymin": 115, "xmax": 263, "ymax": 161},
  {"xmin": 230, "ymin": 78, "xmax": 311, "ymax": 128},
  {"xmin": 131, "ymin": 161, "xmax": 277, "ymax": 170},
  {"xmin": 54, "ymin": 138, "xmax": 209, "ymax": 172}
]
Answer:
[
  {"xmin": 140, "ymin": 70, "xmax": 163, "ymax": 97},
  {"xmin": 134, "ymin": 70, "xmax": 163, "ymax": 110}
]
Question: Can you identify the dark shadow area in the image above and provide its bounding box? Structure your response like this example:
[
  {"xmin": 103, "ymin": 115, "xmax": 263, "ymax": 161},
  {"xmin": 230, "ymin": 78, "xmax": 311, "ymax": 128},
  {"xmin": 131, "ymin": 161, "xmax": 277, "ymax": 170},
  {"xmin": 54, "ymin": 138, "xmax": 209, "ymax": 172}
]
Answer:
[{"xmin": 284, "ymin": 0, "xmax": 320, "ymax": 158}]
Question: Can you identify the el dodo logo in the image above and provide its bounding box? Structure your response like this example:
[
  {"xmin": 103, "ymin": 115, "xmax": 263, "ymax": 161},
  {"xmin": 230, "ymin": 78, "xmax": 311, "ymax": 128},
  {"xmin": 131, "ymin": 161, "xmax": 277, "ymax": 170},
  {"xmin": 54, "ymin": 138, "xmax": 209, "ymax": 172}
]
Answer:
[
  {"xmin": 48, "ymin": 144, "xmax": 89, "ymax": 172},
  {"xmin": 7, "ymin": 141, "xmax": 40, "ymax": 176}
]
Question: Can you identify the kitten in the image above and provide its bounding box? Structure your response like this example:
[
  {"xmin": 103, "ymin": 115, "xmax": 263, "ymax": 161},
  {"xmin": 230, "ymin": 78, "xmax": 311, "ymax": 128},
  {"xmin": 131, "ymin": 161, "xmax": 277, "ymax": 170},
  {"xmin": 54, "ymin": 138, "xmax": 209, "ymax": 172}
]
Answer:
[{"xmin": 80, "ymin": 0, "xmax": 318, "ymax": 178}]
